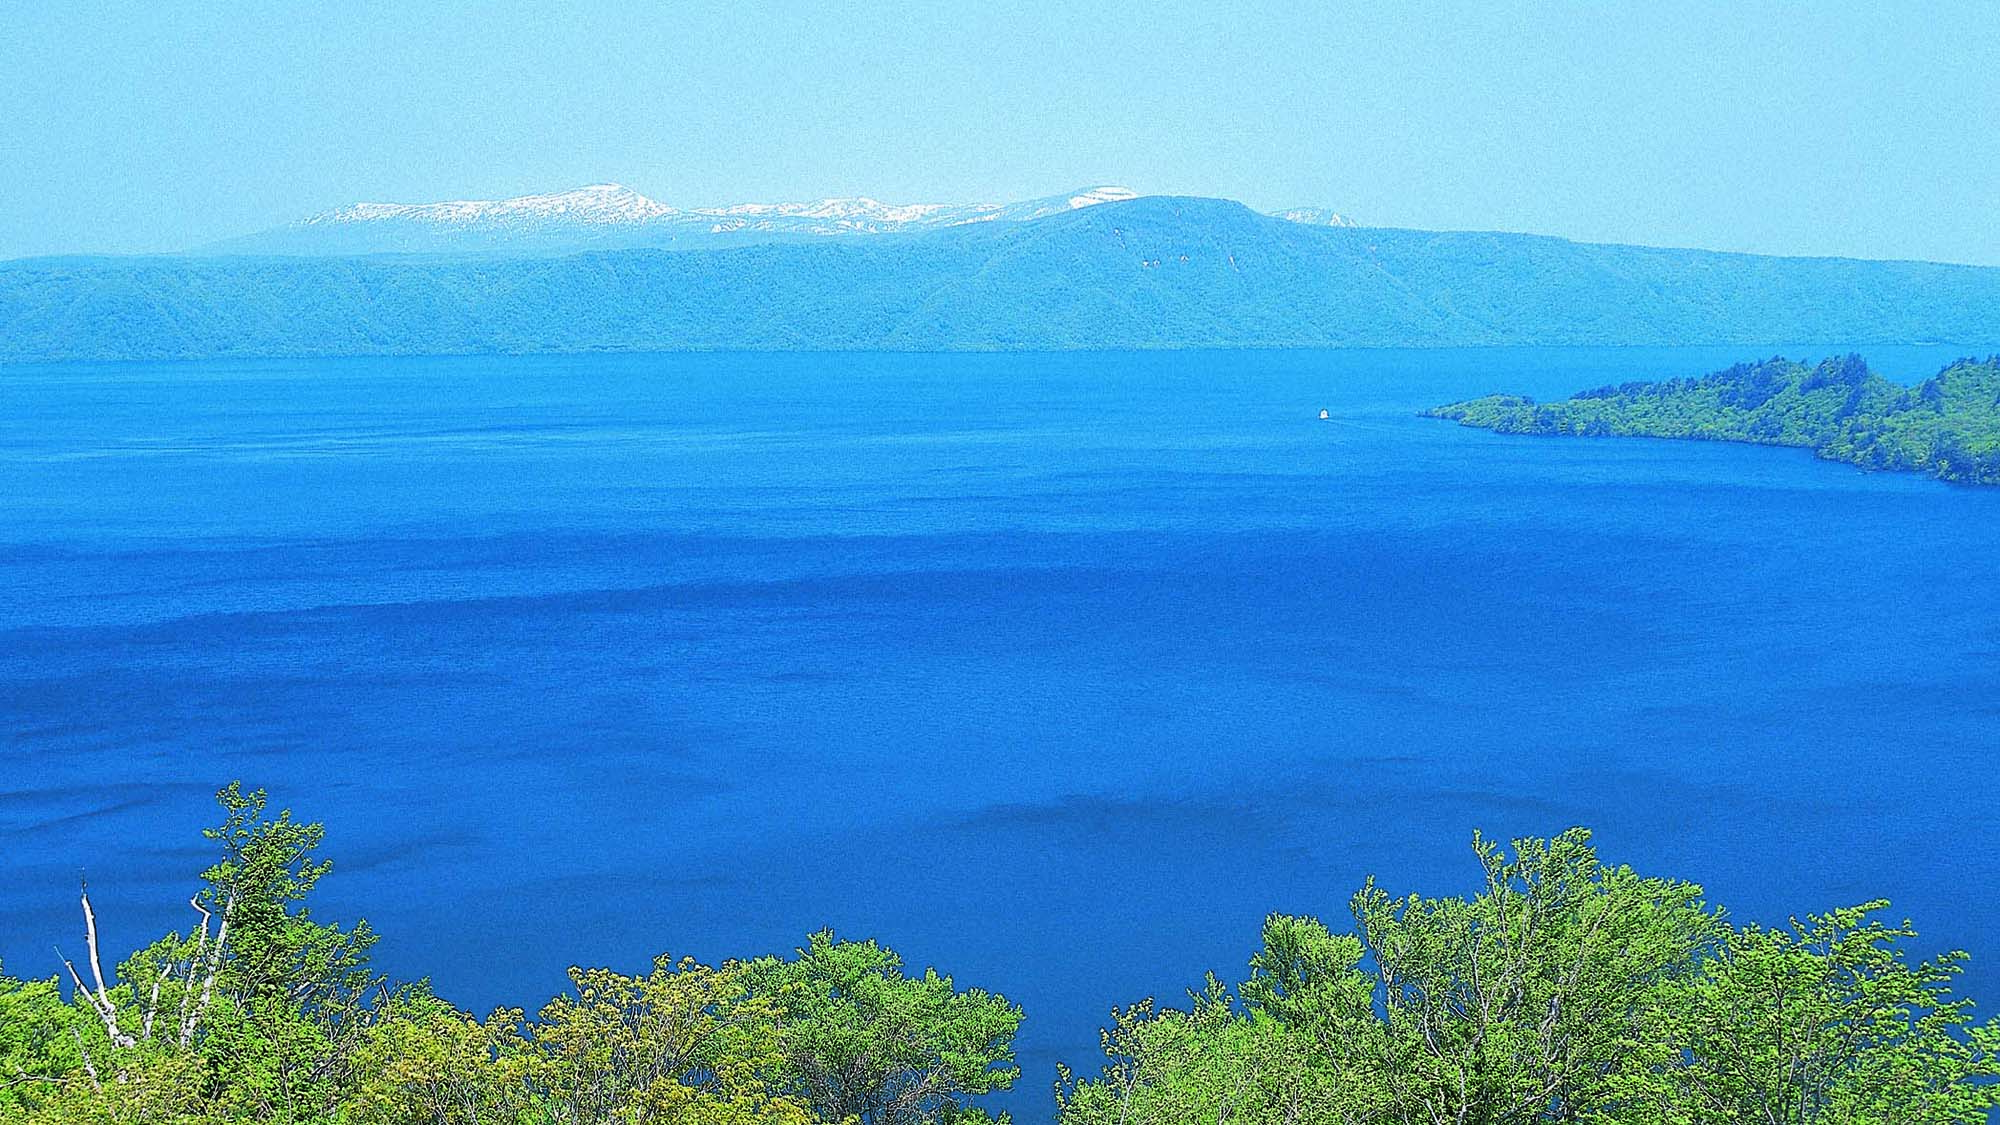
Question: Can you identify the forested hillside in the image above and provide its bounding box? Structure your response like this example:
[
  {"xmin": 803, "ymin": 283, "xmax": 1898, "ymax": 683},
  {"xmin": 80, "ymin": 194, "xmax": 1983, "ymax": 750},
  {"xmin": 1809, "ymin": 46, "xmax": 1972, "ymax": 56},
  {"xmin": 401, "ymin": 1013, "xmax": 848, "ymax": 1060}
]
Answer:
[
  {"xmin": 1428, "ymin": 354, "xmax": 2000, "ymax": 484},
  {"xmin": 4, "ymin": 786, "xmax": 1995, "ymax": 1122},
  {"xmin": 7, "ymin": 198, "xmax": 2000, "ymax": 362}
]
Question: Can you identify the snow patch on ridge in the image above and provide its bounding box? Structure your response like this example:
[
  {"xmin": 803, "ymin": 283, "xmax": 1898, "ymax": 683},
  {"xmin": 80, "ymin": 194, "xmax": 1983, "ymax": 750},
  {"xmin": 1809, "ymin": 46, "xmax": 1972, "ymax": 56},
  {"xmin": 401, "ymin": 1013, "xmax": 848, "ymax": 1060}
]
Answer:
[
  {"xmin": 1270, "ymin": 206, "xmax": 1358, "ymax": 228},
  {"xmin": 300, "ymin": 184, "xmax": 1180, "ymax": 237},
  {"xmin": 240, "ymin": 184, "xmax": 1360, "ymax": 254},
  {"xmin": 310, "ymin": 184, "xmax": 681, "ymax": 227}
]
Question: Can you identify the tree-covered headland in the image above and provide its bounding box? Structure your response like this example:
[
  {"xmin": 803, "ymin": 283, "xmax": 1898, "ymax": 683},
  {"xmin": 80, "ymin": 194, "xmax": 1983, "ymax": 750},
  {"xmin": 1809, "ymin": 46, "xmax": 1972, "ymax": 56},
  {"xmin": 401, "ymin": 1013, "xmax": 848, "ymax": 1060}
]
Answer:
[
  {"xmin": 1426, "ymin": 355, "xmax": 2000, "ymax": 484},
  {"xmin": 3, "ymin": 786, "xmax": 1996, "ymax": 1123}
]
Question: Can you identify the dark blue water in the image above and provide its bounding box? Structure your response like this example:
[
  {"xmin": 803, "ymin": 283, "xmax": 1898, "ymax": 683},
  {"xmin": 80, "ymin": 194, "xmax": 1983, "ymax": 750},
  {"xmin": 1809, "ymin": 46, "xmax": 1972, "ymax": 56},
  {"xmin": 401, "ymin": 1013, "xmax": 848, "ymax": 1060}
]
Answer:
[{"xmin": 5, "ymin": 347, "xmax": 1998, "ymax": 1112}]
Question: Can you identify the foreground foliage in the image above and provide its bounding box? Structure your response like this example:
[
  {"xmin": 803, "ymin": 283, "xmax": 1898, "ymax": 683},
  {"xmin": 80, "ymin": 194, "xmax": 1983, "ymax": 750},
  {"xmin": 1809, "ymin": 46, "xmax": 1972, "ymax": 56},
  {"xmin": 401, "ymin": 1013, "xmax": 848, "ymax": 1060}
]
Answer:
[
  {"xmin": 1056, "ymin": 829, "xmax": 2000, "ymax": 1125},
  {"xmin": 3, "ymin": 792, "xmax": 1993, "ymax": 1123},
  {"xmin": 0, "ymin": 786, "xmax": 1020, "ymax": 1125},
  {"xmin": 1426, "ymin": 354, "xmax": 2000, "ymax": 484}
]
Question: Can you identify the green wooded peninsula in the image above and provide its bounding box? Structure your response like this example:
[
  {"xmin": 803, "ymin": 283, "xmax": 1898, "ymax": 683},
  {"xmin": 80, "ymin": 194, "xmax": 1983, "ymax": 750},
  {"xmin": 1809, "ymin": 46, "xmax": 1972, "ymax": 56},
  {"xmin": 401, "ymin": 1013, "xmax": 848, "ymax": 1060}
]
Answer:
[
  {"xmin": 4, "ymin": 786, "xmax": 1997, "ymax": 1124},
  {"xmin": 1426, "ymin": 355, "xmax": 2000, "ymax": 485}
]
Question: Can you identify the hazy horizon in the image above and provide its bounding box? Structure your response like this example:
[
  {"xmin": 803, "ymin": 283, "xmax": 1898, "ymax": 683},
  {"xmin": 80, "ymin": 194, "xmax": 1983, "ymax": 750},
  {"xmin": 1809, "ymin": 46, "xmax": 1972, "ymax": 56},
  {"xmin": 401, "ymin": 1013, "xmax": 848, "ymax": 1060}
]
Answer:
[
  {"xmin": 6, "ymin": 2, "xmax": 1999, "ymax": 264},
  {"xmin": 13, "ymin": 180, "xmax": 2000, "ymax": 271}
]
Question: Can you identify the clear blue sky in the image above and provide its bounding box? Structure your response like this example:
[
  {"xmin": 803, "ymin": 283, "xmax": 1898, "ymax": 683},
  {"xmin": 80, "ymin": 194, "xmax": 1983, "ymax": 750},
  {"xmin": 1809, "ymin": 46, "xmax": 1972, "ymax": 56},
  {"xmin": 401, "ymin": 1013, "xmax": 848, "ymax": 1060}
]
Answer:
[{"xmin": 5, "ymin": 1, "xmax": 1997, "ymax": 263}]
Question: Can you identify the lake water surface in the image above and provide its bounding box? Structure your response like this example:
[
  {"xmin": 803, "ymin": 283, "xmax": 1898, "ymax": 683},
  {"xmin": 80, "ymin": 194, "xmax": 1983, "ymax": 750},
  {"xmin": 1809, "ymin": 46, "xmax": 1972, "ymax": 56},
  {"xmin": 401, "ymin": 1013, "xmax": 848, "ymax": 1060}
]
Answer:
[{"xmin": 4, "ymin": 347, "xmax": 1998, "ymax": 1111}]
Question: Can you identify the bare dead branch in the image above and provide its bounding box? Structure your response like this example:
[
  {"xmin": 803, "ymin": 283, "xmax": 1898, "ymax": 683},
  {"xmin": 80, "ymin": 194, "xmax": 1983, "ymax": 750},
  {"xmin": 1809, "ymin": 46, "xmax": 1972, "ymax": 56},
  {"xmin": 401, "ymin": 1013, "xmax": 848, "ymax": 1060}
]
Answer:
[
  {"xmin": 68, "ymin": 1027, "xmax": 101, "ymax": 1093},
  {"xmin": 142, "ymin": 975, "xmax": 162, "ymax": 1042},
  {"xmin": 182, "ymin": 891, "xmax": 233, "ymax": 1047},
  {"xmin": 77, "ymin": 885, "xmax": 136, "ymax": 1048}
]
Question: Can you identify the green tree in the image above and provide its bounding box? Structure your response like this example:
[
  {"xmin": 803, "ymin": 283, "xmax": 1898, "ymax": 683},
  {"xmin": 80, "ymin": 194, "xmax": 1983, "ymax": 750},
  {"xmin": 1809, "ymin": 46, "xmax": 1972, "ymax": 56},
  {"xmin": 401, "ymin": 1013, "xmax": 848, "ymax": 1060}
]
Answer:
[
  {"xmin": 347, "ymin": 989, "xmax": 531, "ymax": 1125},
  {"xmin": 1615, "ymin": 902, "xmax": 2000, "ymax": 1123},
  {"xmin": 176, "ymin": 783, "xmax": 385, "ymax": 1121},
  {"xmin": 742, "ymin": 931, "xmax": 1022, "ymax": 1125},
  {"xmin": 1056, "ymin": 973, "xmax": 1389, "ymax": 1125},
  {"xmin": 1353, "ymin": 828, "xmax": 1717, "ymax": 1123},
  {"xmin": 13, "ymin": 785, "xmax": 389, "ymax": 1124},
  {"xmin": 1061, "ymin": 830, "xmax": 1724, "ymax": 1125},
  {"xmin": 0, "ymin": 967, "xmax": 86, "ymax": 1116},
  {"xmin": 517, "ymin": 954, "xmax": 808, "ymax": 1125}
]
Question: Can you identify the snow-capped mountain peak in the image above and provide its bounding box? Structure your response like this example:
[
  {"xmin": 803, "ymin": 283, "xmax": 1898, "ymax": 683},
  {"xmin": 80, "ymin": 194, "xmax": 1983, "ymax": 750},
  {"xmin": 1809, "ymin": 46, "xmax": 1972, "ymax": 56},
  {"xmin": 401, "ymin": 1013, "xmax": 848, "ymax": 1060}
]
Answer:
[
  {"xmin": 309, "ymin": 183, "xmax": 679, "ymax": 227},
  {"xmin": 302, "ymin": 184, "xmax": 1147, "ymax": 234},
  {"xmin": 1065, "ymin": 186, "xmax": 1140, "ymax": 208},
  {"xmin": 692, "ymin": 186, "xmax": 1144, "ymax": 230},
  {"xmin": 218, "ymin": 184, "xmax": 1357, "ymax": 256}
]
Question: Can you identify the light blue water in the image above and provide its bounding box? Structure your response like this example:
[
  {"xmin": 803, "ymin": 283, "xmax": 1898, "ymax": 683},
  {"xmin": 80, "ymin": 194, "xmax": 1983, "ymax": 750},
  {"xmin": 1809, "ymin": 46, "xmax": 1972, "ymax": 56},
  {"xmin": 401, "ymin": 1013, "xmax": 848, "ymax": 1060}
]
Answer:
[{"xmin": 4, "ymin": 347, "xmax": 1998, "ymax": 1110}]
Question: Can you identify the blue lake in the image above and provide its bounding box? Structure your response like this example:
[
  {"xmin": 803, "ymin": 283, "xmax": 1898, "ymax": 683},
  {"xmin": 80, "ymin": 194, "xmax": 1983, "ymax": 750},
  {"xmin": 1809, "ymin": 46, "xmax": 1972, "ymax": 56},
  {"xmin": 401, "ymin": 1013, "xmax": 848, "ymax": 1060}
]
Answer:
[{"xmin": 4, "ymin": 346, "xmax": 1998, "ymax": 1112}]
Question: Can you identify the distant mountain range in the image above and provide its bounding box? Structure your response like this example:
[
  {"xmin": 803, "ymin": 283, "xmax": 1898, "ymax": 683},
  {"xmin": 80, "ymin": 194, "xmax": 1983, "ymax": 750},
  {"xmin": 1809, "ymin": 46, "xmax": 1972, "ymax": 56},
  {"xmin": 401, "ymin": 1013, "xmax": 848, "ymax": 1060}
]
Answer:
[
  {"xmin": 204, "ymin": 183, "xmax": 1358, "ymax": 256},
  {"xmin": 5, "ymin": 195, "xmax": 1998, "ymax": 363}
]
